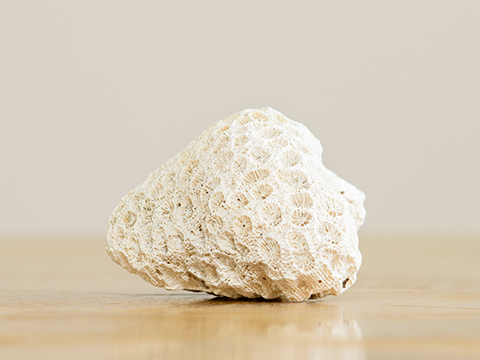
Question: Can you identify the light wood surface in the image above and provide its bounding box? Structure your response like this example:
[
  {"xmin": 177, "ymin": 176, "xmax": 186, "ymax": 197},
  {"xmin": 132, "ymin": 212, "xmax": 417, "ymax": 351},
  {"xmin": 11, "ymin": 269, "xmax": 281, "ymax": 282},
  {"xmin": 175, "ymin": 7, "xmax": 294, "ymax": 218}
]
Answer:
[{"xmin": 1, "ymin": 235, "xmax": 479, "ymax": 360}]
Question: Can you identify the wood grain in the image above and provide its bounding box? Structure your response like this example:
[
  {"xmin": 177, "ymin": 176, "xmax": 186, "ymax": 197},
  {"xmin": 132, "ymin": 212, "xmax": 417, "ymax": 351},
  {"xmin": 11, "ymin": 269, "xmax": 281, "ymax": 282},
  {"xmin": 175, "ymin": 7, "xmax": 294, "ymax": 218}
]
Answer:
[{"xmin": 1, "ymin": 235, "xmax": 479, "ymax": 360}]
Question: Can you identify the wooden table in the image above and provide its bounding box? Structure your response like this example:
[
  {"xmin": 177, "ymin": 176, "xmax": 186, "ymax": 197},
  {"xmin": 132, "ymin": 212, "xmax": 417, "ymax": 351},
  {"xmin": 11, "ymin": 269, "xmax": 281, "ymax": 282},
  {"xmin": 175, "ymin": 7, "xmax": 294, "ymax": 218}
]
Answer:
[{"xmin": 1, "ymin": 235, "xmax": 479, "ymax": 360}]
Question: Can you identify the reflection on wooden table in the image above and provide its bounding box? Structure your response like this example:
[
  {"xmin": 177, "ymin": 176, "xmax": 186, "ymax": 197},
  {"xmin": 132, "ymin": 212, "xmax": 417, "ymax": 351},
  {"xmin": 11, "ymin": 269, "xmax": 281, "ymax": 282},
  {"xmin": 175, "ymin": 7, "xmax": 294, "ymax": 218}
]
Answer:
[{"xmin": 0, "ymin": 235, "xmax": 479, "ymax": 359}]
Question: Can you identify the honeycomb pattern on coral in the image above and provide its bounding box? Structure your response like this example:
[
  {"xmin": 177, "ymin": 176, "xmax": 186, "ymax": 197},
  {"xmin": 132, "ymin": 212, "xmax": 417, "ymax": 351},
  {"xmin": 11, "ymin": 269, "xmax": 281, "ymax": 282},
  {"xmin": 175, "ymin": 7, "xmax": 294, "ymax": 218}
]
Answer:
[{"xmin": 106, "ymin": 107, "xmax": 366, "ymax": 301}]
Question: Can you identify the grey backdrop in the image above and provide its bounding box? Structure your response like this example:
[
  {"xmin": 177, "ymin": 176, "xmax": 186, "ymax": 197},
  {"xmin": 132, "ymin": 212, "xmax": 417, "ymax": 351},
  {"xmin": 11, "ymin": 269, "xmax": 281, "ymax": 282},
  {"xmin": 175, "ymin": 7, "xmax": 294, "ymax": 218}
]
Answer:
[{"xmin": 1, "ymin": 1, "xmax": 479, "ymax": 237}]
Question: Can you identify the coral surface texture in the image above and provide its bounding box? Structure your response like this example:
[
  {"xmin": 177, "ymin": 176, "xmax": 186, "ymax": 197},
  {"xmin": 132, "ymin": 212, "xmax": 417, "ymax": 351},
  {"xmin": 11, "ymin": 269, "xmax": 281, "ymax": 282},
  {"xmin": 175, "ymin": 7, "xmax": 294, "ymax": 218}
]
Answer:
[{"xmin": 106, "ymin": 108, "xmax": 366, "ymax": 301}]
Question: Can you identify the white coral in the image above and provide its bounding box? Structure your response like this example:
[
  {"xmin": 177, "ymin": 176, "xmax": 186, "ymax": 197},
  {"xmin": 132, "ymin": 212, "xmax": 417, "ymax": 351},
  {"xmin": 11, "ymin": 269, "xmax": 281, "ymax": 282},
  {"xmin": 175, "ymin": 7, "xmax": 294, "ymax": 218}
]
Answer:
[{"xmin": 106, "ymin": 107, "xmax": 366, "ymax": 301}]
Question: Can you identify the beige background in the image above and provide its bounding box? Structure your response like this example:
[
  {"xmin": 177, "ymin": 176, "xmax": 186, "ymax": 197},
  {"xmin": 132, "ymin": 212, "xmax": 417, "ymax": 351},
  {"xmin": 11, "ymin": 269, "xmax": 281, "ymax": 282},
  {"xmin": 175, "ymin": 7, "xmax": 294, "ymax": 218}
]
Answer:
[{"xmin": 1, "ymin": 1, "xmax": 479, "ymax": 237}]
